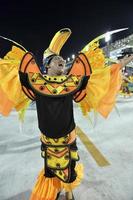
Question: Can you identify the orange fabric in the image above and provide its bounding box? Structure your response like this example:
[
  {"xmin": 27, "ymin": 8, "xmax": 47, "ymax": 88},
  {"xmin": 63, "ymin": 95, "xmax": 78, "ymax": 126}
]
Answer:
[
  {"xmin": 47, "ymin": 148, "xmax": 68, "ymax": 157},
  {"xmin": 69, "ymin": 57, "xmax": 85, "ymax": 76},
  {"xmin": 78, "ymin": 66, "xmax": 111, "ymax": 116},
  {"xmin": 61, "ymin": 163, "xmax": 84, "ymax": 192},
  {"xmin": 20, "ymin": 52, "xmax": 40, "ymax": 73},
  {"xmin": 19, "ymin": 52, "xmax": 41, "ymax": 100},
  {"xmin": 97, "ymin": 63, "xmax": 122, "ymax": 118},
  {"xmin": 69, "ymin": 53, "xmax": 91, "ymax": 76},
  {"xmin": 78, "ymin": 53, "xmax": 92, "ymax": 76},
  {"xmin": 74, "ymin": 89, "xmax": 86, "ymax": 102},
  {"xmin": 30, "ymin": 163, "xmax": 83, "ymax": 200},
  {"xmin": 84, "ymin": 47, "xmax": 105, "ymax": 70},
  {"xmin": 30, "ymin": 170, "xmax": 61, "ymax": 200},
  {"xmin": 22, "ymin": 86, "xmax": 35, "ymax": 100},
  {"xmin": 0, "ymin": 67, "xmax": 29, "ymax": 116},
  {"xmin": 0, "ymin": 47, "xmax": 31, "ymax": 116},
  {"xmin": 0, "ymin": 89, "xmax": 14, "ymax": 116}
]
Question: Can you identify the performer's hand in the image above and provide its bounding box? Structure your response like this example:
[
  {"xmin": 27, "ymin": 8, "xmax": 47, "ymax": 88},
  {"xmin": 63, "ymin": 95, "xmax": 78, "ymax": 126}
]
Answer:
[{"xmin": 118, "ymin": 54, "xmax": 133, "ymax": 69}]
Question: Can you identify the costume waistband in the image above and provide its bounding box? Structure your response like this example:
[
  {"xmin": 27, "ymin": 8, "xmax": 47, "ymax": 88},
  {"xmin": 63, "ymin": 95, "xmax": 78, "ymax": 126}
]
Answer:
[
  {"xmin": 40, "ymin": 129, "xmax": 76, "ymax": 146},
  {"xmin": 40, "ymin": 128, "xmax": 79, "ymax": 182}
]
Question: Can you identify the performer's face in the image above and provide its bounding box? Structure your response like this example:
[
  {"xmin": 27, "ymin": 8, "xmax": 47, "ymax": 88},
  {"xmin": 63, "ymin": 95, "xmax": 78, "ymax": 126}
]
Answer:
[{"xmin": 47, "ymin": 56, "xmax": 66, "ymax": 76}]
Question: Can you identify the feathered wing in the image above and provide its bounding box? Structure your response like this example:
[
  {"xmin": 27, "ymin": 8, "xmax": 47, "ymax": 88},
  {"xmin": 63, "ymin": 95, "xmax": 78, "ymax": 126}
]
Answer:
[
  {"xmin": 72, "ymin": 34, "xmax": 122, "ymax": 118},
  {"xmin": 0, "ymin": 45, "xmax": 31, "ymax": 117}
]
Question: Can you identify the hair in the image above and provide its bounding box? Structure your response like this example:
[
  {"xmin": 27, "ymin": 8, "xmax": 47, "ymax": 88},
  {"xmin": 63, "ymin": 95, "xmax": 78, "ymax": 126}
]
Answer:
[{"xmin": 43, "ymin": 54, "xmax": 57, "ymax": 68}]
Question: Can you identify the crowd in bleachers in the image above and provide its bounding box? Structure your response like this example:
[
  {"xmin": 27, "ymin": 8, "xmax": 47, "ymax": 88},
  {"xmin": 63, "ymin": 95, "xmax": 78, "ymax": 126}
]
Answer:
[
  {"xmin": 105, "ymin": 34, "xmax": 133, "ymax": 97},
  {"xmin": 109, "ymin": 34, "xmax": 133, "ymax": 51}
]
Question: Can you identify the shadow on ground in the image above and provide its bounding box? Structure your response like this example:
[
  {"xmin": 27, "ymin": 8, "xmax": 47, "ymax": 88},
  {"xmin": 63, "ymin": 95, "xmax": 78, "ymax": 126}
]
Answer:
[{"xmin": 5, "ymin": 190, "xmax": 31, "ymax": 200}]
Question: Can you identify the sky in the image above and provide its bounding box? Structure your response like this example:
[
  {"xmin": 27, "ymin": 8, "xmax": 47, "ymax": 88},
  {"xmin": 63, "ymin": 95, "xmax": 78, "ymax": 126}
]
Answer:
[{"xmin": 0, "ymin": 0, "xmax": 133, "ymax": 65}]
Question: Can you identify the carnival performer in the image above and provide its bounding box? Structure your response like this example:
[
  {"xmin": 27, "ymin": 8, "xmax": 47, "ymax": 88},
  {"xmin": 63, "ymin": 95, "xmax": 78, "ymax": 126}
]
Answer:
[{"xmin": 0, "ymin": 28, "xmax": 133, "ymax": 200}]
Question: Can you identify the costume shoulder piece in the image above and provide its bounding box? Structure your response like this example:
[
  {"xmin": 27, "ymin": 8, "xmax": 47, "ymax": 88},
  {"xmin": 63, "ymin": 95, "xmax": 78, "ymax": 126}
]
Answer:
[
  {"xmin": 68, "ymin": 53, "xmax": 92, "ymax": 102},
  {"xmin": 20, "ymin": 50, "xmax": 91, "ymax": 98},
  {"xmin": 19, "ymin": 52, "xmax": 41, "ymax": 100},
  {"xmin": 68, "ymin": 53, "xmax": 92, "ymax": 76}
]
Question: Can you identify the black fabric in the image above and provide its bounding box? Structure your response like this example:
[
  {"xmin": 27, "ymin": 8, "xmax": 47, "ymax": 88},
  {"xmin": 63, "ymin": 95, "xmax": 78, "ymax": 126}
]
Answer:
[
  {"xmin": 19, "ymin": 71, "xmax": 76, "ymax": 138},
  {"xmin": 19, "ymin": 71, "xmax": 32, "ymax": 90},
  {"xmin": 45, "ymin": 167, "xmax": 55, "ymax": 178},
  {"xmin": 44, "ymin": 160, "xmax": 77, "ymax": 183},
  {"xmin": 19, "ymin": 72, "xmax": 89, "ymax": 138},
  {"xmin": 41, "ymin": 140, "xmax": 78, "ymax": 151},
  {"xmin": 69, "ymin": 160, "xmax": 77, "ymax": 183},
  {"xmin": 36, "ymin": 94, "xmax": 75, "ymax": 138},
  {"xmin": 42, "ymin": 140, "xmax": 78, "ymax": 182},
  {"xmin": 80, "ymin": 76, "xmax": 89, "ymax": 90}
]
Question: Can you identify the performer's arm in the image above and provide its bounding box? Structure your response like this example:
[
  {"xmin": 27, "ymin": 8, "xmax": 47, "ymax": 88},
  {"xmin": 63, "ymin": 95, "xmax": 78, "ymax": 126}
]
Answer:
[{"xmin": 118, "ymin": 54, "xmax": 133, "ymax": 69}]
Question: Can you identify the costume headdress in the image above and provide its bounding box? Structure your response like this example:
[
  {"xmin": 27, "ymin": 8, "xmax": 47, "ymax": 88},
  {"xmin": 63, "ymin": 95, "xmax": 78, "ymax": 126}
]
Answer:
[{"xmin": 43, "ymin": 28, "xmax": 71, "ymax": 67}]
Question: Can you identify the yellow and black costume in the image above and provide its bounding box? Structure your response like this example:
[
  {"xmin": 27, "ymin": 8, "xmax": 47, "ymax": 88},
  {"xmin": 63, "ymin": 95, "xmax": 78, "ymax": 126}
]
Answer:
[
  {"xmin": 19, "ymin": 52, "xmax": 90, "ymax": 185},
  {"xmin": 0, "ymin": 28, "xmax": 122, "ymax": 200}
]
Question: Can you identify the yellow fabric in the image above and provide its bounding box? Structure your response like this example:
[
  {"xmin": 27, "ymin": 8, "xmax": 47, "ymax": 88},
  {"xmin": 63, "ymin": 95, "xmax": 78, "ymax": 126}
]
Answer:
[
  {"xmin": 28, "ymin": 72, "xmax": 82, "ymax": 96},
  {"xmin": 46, "ymin": 147, "xmax": 70, "ymax": 169},
  {"xmin": 97, "ymin": 64, "xmax": 122, "ymax": 117},
  {"xmin": 78, "ymin": 67, "xmax": 111, "ymax": 115},
  {"xmin": 40, "ymin": 130, "xmax": 79, "ymax": 182},
  {"xmin": 4, "ymin": 45, "xmax": 26, "ymax": 60},
  {"xmin": 70, "ymin": 150, "xmax": 79, "ymax": 160},
  {"xmin": 41, "ymin": 147, "xmax": 79, "ymax": 182},
  {"xmin": 84, "ymin": 45, "xmax": 106, "ymax": 71},
  {"xmin": 79, "ymin": 41, "xmax": 122, "ymax": 118},
  {"xmin": 40, "ymin": 130, "xmax": 76, "ymax": 145},
  {"xmin": 18, "ymin": 100, "xmax": 31, "ymax": 121},
  {"xmin": 0, "ymin": 46, "xmax": 30, "ymax": 116}
]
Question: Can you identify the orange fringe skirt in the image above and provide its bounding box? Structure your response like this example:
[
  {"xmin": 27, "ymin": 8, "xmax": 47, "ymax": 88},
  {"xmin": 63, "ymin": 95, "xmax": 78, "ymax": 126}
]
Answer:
[{"xmin": 30, "ymin": 163, "xmax": 84, "ymax": 200}]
